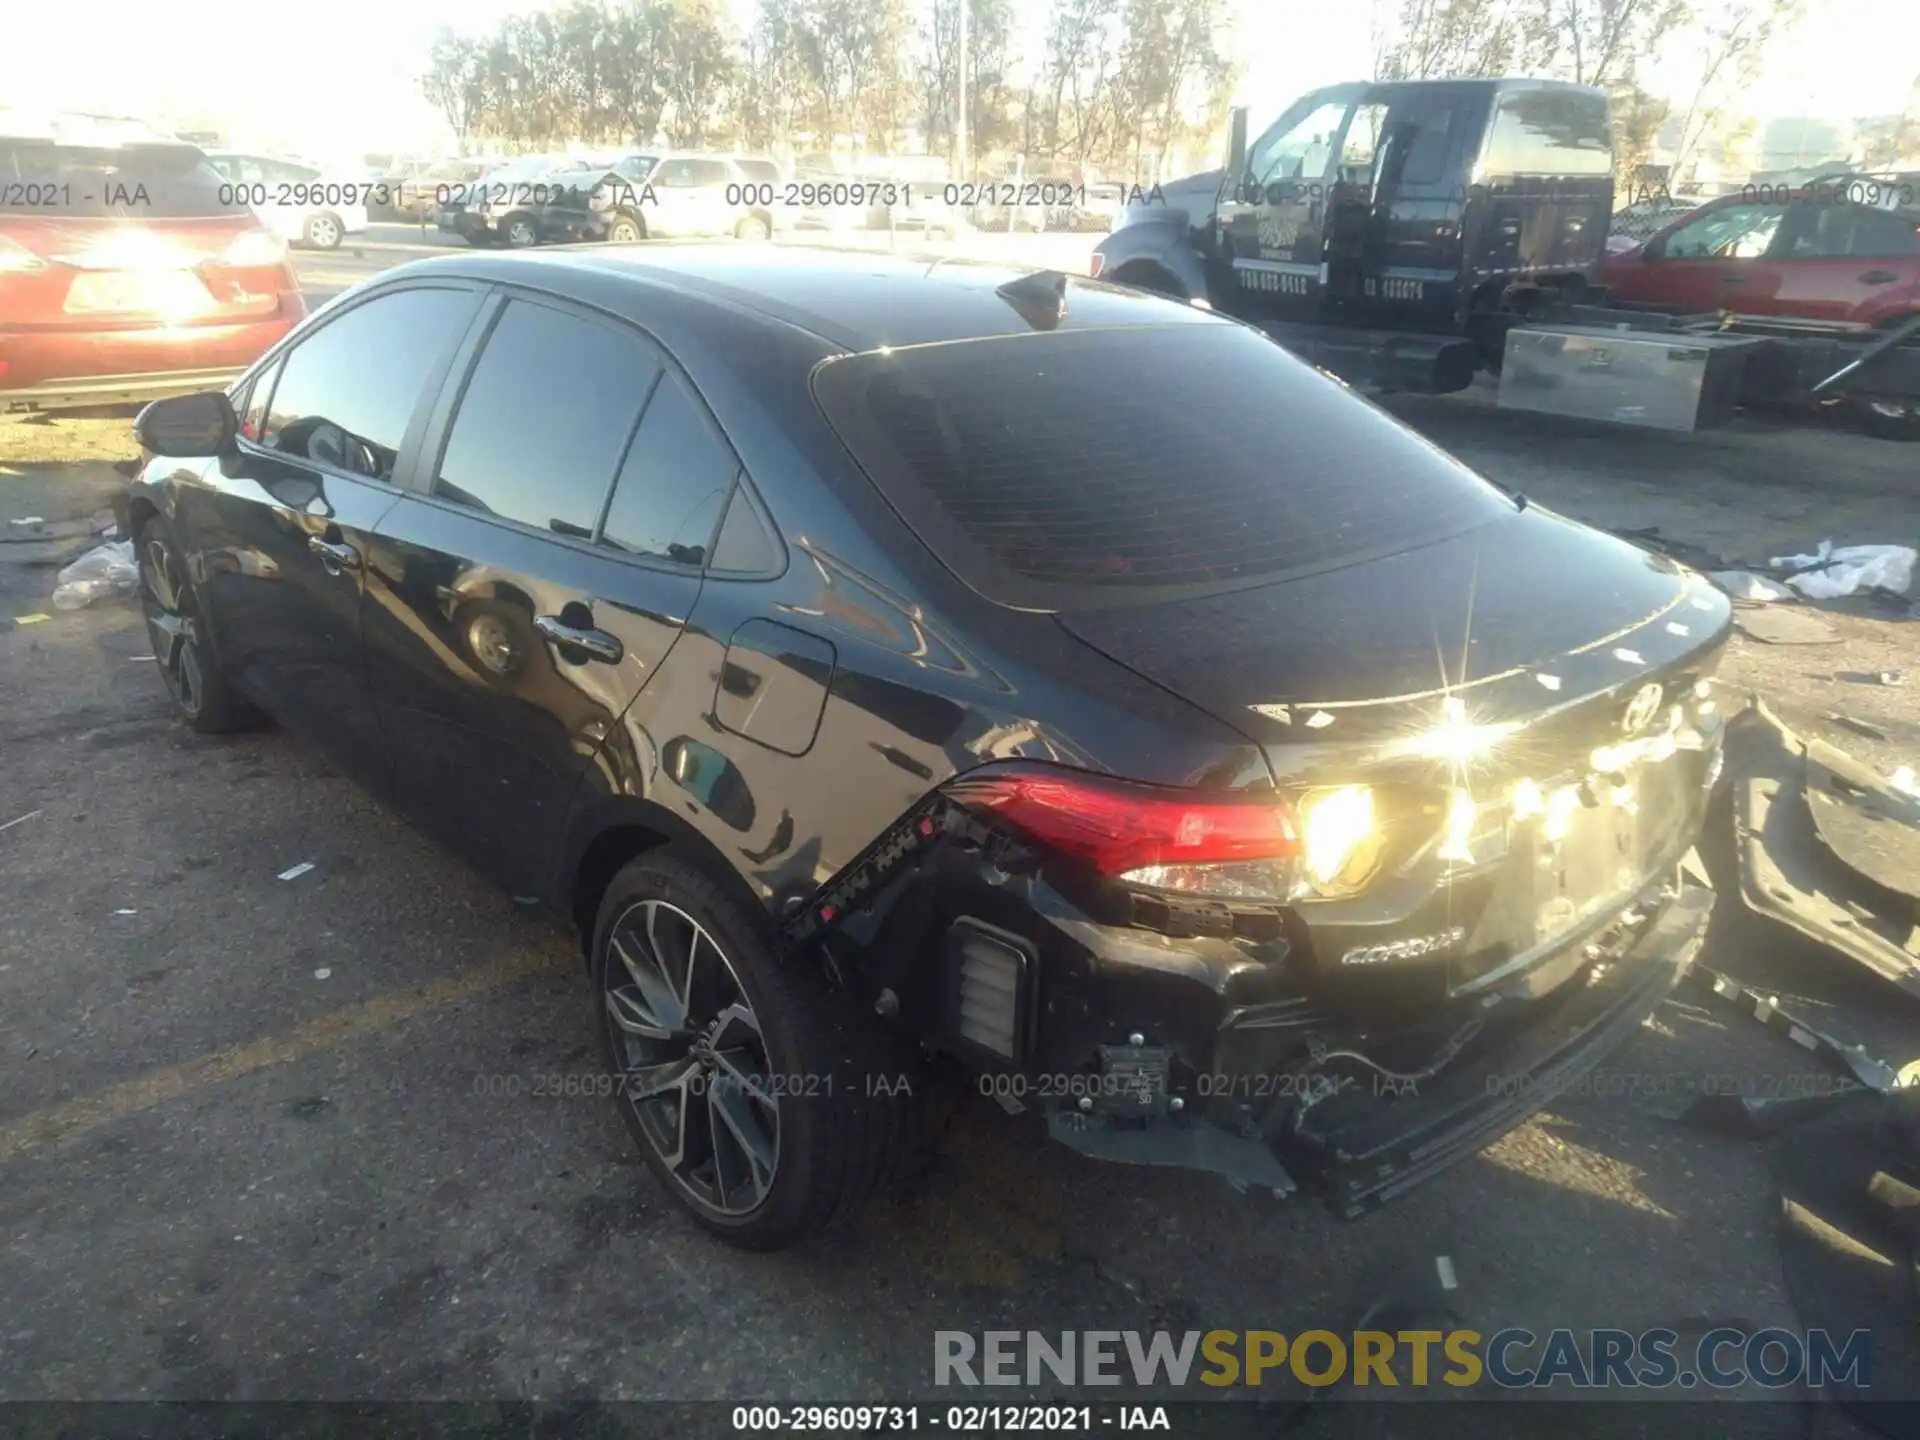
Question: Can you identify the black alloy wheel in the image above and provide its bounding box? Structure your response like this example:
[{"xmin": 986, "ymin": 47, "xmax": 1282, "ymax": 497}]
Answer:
[
  {"xmin": 137, "ymin": 516, "xmax": 262, "ymax": 734},
  {"xmin": 589, "ymin": 849, "xmax": 916, "ymax": 1249},
  {"xmin": 603, "ymin": 897, "xmax": 781, "ymax": 1216}
]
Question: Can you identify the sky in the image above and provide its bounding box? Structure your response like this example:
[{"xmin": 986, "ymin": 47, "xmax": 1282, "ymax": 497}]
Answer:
[{"xmin": 8, "ymin": 0, "xmax": 1915, "ymax": 168}]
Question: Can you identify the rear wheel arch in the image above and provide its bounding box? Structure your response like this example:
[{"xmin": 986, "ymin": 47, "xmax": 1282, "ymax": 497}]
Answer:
[{"xmin": 563, "ymin": 797, "xmax": 769, "ymax": 962}]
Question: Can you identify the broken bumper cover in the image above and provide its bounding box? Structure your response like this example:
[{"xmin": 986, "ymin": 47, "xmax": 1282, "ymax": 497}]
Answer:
[
  {"xmin": 1301, "ymin": 883, "xmax": 1713, "ymax": 1213},
  {"xmin": 1731, "ymin": 702, "xmax": 1920, "ymax": 999},
  {"xmin": 1045, "ymin": 882, "xmax": 1713, "ymax": 1211}
]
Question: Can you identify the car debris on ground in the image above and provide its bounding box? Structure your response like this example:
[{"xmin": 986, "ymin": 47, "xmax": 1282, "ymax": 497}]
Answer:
[
  {"xmin": 1726, "ymin": 700, "xmax": 1920, "ymax": 1000},
  {"xmin": 1769, "ymin": 541, "xmax": 1917, "ymax": 601},
  {"xmin": 48, "ymin": 539, "xmax": 138, "ymax": 611}
]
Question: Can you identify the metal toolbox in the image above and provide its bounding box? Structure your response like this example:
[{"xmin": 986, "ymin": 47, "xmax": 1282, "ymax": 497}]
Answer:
[{"xmin": 1498, "ymin": 324, "xmax": 1772, "ymax": 431}]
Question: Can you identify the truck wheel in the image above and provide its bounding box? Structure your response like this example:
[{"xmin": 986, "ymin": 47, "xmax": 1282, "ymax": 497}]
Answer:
[
  {"xmin": 608, "ymin": 216, "xmax": 643, "ymax": 244},
  {"xmin": 505, "ymin": 216, "xmax": 539, "ymax": 248},
  {"xmin": 590, "ymin": 848, "xmax": 912, "ymax": 1250}
]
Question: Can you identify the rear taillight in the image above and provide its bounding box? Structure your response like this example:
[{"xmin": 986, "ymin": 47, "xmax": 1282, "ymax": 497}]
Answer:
[
  {"xmin": 1087, "ymin": 253, "xmax": 1105, "ymax": 278},
  {"xmin": 216, "ymin": 229, "xmax": 288, "ymax": 267},
  {"xmin": 0, "ymin": 236, "xmax": 47, "ymax": 274},
  {"xmin": 945, "ymin": 767, "xmax": 1300, "ymax": 900}
]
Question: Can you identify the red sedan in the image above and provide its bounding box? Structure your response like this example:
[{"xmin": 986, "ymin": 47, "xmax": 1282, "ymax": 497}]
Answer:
[
  {"xmin": 2, "ymin": 124, "xmax": 306, "ymax": 412},
  {"xmin": 1603, "ymin": 187, "xmax": 1920, "ymax": 328}
]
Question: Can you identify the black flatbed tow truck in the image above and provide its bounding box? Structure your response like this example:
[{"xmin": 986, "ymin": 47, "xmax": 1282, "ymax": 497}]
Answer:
[{"xmin": 1091, "ymin": 76, "xmax": 1920, "ymax": 432}]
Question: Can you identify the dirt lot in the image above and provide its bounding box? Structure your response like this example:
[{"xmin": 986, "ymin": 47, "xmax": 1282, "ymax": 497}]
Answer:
[{"xmin": 1, "ymin": 393, "xmax": 1916, "ymax": 1438}]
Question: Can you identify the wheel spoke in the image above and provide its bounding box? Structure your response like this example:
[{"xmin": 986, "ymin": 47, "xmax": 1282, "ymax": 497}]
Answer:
[
  {"xmin": 624, "ymin": 1054, "xmax": 696, "ymax": 1102},
  {"xmin": 611, "ymin": 929, "xmax": 686, "ymax": 1035},
  {"xmin": 708, "ymin": 1079, "xmax": 777, "ymax": 1207},
  {"xmin": 708, "ymin": 1045, "xmax": 775, "ymax": 1114},
  {"xmin": 605, "ymin": 983, "xmax": 675, "ymax": 1041}
]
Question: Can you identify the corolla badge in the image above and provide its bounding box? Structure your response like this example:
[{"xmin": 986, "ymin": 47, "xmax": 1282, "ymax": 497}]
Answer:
[{"xmin": 1621, "ymin": 681, "xmax": 1665, "ymax": 735}]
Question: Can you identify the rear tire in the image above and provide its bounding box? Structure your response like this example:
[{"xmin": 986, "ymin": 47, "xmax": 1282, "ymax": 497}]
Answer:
[
  {"xmin": 136, "ymin": 514, "xmax": 266, "ymax": 735},
  {"xmin": 590, "ymin": 849, "xmax": 913, "ymax": 1251},
  {"xmin": 734, "ymin": 213, "xmax": 772, "ymax": 241},
  {"xmin": 505, "ymin": 216, "xmax": 539, "ymax": 248}
]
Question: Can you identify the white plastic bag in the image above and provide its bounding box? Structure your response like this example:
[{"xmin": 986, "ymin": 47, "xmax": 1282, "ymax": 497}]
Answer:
[
  {"xmin": 1710, "ymin": 570, "xmax": 1797, "ymax": 603},
  {"xmin": 1768, "ymin": 541, "xmax": 1917, "ymax": 600},
  {"xmin": 50, "ymin": 539, "xmax": 139, "ymax": 611}
]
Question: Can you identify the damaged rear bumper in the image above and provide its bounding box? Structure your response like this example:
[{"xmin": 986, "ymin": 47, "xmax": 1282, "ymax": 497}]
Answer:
[{"xmin": 1046, "ymin": 880, "xmax": 1714, "ymax": 1210}]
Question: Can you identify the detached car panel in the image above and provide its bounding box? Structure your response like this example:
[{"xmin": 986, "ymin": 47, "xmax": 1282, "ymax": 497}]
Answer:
[{"xmin": 124, "ymin": 246, "xmax": 1729, "ymax": 1249}]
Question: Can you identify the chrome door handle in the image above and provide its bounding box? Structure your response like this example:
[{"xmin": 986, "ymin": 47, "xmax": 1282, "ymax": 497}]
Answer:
[
  {"xmin": 534, "ymin": 614, "xmax": 623, "ymax": 664},
  {"xmin": 308, "ymin": 535, "xmax": 359, "ymax": 572}
]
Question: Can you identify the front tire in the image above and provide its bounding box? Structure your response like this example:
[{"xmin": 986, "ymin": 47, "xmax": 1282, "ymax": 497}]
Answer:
[
  {"xmin": 734, "ymin": 213, "xmax": 772, "ymax": 241},
  {"xmin": 590, "ymin": 849, "xmax": 911, "ymax": 1250},
  {"xmin": 607, "ymin": 215, "xmax": 643, "ymax": 244},
  {"xmin": 136, "ymin": 515, "xmax": 265, "ymax": 735},
  {"xmin": 505, "ymin": 216, "xmax": 539, "ymax": 248}
]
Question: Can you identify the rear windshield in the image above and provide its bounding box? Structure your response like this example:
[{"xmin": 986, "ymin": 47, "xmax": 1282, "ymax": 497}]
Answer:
[
  {"xmin": 0, "ymin": 141, "xmax": 249, "ymax": 217},
  {"xmin": 812, "ymin": 322, "xmax": 1514, "ymax": 610}
]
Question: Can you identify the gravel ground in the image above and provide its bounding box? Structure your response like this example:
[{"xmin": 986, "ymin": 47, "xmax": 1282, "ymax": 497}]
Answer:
[{"xmin": 1, "ymin": 378, "xmax": 1915, "ymax": 1438}]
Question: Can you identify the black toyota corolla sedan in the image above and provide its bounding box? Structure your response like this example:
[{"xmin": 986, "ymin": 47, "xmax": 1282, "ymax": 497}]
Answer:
[{"xmin": 127, "ymin": 246, "xmax": 1731, "ymax": 1250}]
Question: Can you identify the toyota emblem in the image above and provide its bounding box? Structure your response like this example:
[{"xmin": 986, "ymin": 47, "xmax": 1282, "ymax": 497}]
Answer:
[{"xmin": 1622, "ymin": 681, "xmax": 1665, "ymax": 734}]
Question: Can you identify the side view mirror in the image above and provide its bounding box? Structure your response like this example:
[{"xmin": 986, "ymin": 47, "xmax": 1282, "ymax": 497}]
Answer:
[
  {"xmin": 135, "ymin": 391, "xmax": 236, "ymax": 458},
  {"xmin": 1227, "ymin": 107, "xmax": 1249, "ymax": 180}
]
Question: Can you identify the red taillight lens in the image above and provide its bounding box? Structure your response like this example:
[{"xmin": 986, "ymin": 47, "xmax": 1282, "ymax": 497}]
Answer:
[
  {"xmin": 1087, "ymin": 253, "xmax": 1105, "ymax": 278},
  {"xmin": 946, "ymin": 768, "xmax": 1298, "ymax": 876}
]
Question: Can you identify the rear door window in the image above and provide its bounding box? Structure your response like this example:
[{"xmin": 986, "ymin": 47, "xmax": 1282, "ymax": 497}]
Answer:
[
  {"xmin": 1784, "ymin": 202, "xmax": 1919, "ymax": 259},
  {"xmin": 432, "ymin": 299, "xmax": 659, "ymax": 537},
  {"xmin": 812, "ymin": 323, "xmax": 1513, "ymax": 610},
  {"xmin": 263, "ymin": 286, "xmax": 482, "ymax": 480},
  {"xmin": 0, "ymin": 141, "xmax": 251, "ymax": 217},
  {"xmin": 1482, "ymin": 90, "xmax": 1612, "ymax": 177},
  {"xmin": 599, "ymin": 371, "xmax": 738, "ymax": 566}
]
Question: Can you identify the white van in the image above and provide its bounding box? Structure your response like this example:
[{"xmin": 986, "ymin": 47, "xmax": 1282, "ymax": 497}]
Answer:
[{"xmin": 201, "ymin": 150, "xmax": 368, "ymax": 250}]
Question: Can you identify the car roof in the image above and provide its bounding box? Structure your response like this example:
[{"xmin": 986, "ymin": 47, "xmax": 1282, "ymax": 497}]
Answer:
[{"xmin": 365, "ymin": 244, "xmax": 1223, "ymax": 353}]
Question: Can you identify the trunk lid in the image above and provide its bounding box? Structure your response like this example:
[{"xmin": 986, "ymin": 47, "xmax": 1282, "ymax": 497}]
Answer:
[{"xmin": 1053, "ymin": 503, "xmax": 1721, "ymax": 768}]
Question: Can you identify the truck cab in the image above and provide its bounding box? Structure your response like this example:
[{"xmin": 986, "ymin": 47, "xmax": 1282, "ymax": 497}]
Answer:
[{"xmin": 1095, "ymin": 77, "xmax": 1614, "ymax": 391}]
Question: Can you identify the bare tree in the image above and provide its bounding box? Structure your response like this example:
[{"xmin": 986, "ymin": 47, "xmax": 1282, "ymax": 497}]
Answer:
[
  {"xmin": 659, "ymin": 0, "xmax": 738, "ymax": 146},
  {"xmin": 1374, "ymin": 0, "xmax": 1531, "ymax": 81},
  {"xmin": 1858, "ymin": 71, "xmax": 1920, "ymax": 169},
  {"xmin": 421, "ymin": 30, "xmax": 490, "ymax": 153},
  {"xmin": 1666, "ymin": 0, "xmax": 1805, "ymax": 185},
  {"xmin": 1519, "ymin": 0, "xmax": 1692, "ymax": 89}
]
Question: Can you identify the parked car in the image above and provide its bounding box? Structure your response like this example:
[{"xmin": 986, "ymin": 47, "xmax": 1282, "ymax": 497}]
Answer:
[
  {"xmin": 1603, "ymin": 186, "xmax": 1920, "ymax": 325},
  {"xmin": 1606, "ymin": 196, "xmax": 1701, "ymax": 256},
  {"xmin": 539, "ymin": 153, "xmax": 775, "ymax": 243},
  {"xmin": 125, "ymin": 247, "xmax": 1729, "ymax": 1249},
  {"xmin": 1, "ymin": 126, "xmax": 305, "ymax": 412},
  {"xmin": 381, "ymin": 157, "xmax": 491, "ymax": 223},
  {"xmin": 434, "ymin": 153, "xmax": 576, "ymax": 248},
  {"xmin": 202, "ymin": 150, "xmax": 369, "ymax": 251}
]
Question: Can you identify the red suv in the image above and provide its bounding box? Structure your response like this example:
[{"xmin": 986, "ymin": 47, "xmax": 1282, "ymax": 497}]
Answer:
[
  {"xmin": 2, "ymin": 126, "xmax": 306, "ymax": 412},
  {"xmin": 1604, "ymin": 186, "xmax": 1920, "ymax": 327}
]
